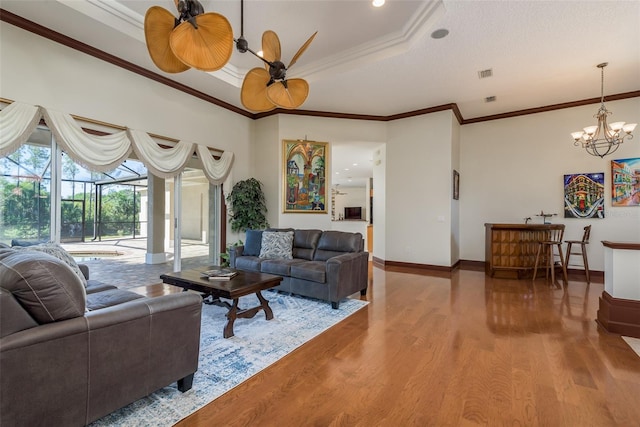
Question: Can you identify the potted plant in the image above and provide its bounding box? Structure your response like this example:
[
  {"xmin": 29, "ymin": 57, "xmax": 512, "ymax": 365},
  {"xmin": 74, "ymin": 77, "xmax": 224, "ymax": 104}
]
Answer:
[
  {"xmin": 220, "ymin": 239, "xmax": 242, "ymax": 267},
  {"xmin": 226, "ymin": 178, "xmax": 269, "ymax": 232}
]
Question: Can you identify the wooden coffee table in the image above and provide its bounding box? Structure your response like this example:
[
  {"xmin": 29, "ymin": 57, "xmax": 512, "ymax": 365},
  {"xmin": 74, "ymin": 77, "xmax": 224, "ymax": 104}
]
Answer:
[{"xmin": 160, "ymin": 268, "xmax": 282, "ymax": 338}]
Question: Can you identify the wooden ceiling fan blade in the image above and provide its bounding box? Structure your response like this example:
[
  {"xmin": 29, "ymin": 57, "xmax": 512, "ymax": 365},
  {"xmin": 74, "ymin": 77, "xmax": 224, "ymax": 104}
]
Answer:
[
  {"xmin": 288, "ymin": 31, "xmax": 317, "ymax": 69},
  {"xmin": 267, "ymin": 79, "xmax": 309, "ymax": 109},
  {"xmin": 262, "ymin": 30, "xmax": 281, "ymax": 68},
  {"xmin": 241, "ymin": 68, "xmax": 276, "ymax": 112},
  {"xmin": 169, "ymin": 12, "xmax": 233, "ymax": 72},
  {"xmin": 144, "ymin": 6, "xmax": 190, "ymax": 73}
]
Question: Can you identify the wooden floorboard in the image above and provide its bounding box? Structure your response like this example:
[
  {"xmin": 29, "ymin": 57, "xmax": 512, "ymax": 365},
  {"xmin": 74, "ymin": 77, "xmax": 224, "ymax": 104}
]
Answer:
[{"xmin": 139, "ymin": 264, "xmax": 640, "ymax": 426}]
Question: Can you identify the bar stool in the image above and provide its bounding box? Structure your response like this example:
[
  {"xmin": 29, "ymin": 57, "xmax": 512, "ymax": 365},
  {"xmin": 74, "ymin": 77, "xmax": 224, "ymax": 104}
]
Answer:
[
  {"xmin": 565, "ymin": 225, "xmax": 591, "ymax": 284},
  {"xmin": 532, "ymin": 224, "xmax": 568, "ymax": 286}
]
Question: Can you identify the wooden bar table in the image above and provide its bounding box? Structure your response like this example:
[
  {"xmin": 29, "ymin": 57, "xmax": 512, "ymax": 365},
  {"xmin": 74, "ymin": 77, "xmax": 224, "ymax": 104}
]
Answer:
[{"xmin": 485, "ymin": 223, "xmax": 560, "ymax": 279}]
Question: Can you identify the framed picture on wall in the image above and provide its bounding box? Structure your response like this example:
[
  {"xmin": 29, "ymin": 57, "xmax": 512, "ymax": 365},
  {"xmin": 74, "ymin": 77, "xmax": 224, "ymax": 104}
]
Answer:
[
  {"xmin": 612, "ymin": 157, "xmax": 640, "ymax": 207},
  {"xmin": 283, "ymin": 139, "xmax": 328, "ymax": 213},
  {"xmin": 563, "ymin": 172, "xmax": 605, "ymax": 218},
  {"xmin": 453, "ymin": 170, "xmax": 460, "ymax": 200}
]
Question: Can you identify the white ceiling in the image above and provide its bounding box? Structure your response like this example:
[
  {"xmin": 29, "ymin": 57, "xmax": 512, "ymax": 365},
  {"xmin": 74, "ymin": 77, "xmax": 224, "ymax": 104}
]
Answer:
[{"xmin": 2, "ymin": 0, "xmax": 639, "ymax": 187}]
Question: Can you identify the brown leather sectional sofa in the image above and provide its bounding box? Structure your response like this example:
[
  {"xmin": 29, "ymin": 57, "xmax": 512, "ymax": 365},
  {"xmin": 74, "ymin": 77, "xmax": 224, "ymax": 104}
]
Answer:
[
  {"xmin": 0, "ymin": 247, "xmax": 202, "ymax": 426},
  {"xmin": 230, "ymin": 229, "xmax": 369, "ymax": 309}
]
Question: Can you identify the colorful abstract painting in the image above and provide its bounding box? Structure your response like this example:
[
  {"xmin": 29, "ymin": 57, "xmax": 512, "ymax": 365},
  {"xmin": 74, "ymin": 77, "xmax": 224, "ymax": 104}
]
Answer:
[
  {"xmin": 612, "ymin": 157, "xmax": 640, "ymax": 207},
  {"xmin": 564, "ymin": 172, "xmax": 605, "ymax": 218},
  {"xmin": 283, "ymin": 140, "xmax": 328, "ymax": 213}
]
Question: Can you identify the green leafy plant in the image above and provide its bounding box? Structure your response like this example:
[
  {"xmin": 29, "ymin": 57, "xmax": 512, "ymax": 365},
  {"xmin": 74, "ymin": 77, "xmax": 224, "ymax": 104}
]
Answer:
[
  {"xmin": 220, "ymin": 240, "xmax": 243, "ymax": 267},
  {"xmin": 226, "ymin": 178, "xmax": 269, "ymax": 232}
]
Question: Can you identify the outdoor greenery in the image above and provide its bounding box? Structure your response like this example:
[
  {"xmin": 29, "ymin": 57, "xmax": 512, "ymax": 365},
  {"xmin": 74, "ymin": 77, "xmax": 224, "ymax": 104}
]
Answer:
[
  {"xmin": 0, "ymin": 177, "xmax": 141, "ymax": 241},
  {"xmin": 2, "ymin": 145, "xmax": 146, "ymax": 242},
  {"xmin": 226, "ymin": 178, "xmax": 269, "ymax": 232}
]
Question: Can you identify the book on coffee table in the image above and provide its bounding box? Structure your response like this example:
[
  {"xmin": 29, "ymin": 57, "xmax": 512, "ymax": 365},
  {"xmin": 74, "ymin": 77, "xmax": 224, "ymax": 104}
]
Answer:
[{"xmin": 201, "ymin": 268, "xmax": 238, "ymax": 280}]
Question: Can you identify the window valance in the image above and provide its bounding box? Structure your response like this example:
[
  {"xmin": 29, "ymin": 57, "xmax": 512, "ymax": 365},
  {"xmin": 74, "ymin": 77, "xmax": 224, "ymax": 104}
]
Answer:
[{"xmin": 0, "ymin": 101, "xmax": 234, "ymax": 185}]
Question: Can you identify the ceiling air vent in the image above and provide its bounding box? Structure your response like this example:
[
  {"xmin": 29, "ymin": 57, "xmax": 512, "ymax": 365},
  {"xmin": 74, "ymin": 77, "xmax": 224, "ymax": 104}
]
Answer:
[
  {"xmin": 484, "ymin": 96, "xmax": 497, "ymax": 103},
  {"xmin": 478, "ymin": 68, "xmax": 493, "ymax": 79}
]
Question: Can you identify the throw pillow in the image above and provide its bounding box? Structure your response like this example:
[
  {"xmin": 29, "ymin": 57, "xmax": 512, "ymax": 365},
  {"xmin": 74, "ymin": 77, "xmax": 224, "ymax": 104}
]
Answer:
[
  {"xmin": 15, "ymin": 243, "xmax": 88, "ymax": 287},
  {"xmin": 259, "ymin": 231, "xmax": 294, "ymax": 259},
  {"xmin": 244, "ymin": 229, "xmax": 263, "ymax": 257}
]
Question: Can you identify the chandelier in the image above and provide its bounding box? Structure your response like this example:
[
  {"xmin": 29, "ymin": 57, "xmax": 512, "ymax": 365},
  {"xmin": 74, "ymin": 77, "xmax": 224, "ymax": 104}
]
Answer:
[{"xmin": 570, "ymin": 63, "xmax": 636, "ymax": 158}]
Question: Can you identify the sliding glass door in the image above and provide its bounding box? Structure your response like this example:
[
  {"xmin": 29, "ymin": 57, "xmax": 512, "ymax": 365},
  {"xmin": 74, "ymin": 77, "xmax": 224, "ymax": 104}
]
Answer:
[{"xmin": 0, "ymin": 128, "xmax": 53, "ymax": 245}]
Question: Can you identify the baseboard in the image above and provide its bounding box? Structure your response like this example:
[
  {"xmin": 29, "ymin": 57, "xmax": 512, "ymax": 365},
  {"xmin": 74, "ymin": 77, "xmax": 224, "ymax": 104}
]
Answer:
[
  {"xmin": 597, "ymin": 291, "xmax": 640, "ymax": 339},
  {"xmin": 372, "ymin": 257, "xmax": 454, "ymax": 277},
  {"xmin": 459, "ymin": 260, "xmax": 485, "ymax": 271},
  {"xmin": 372, "ymin": 258, "xmax": 602, "ymax": 283}
]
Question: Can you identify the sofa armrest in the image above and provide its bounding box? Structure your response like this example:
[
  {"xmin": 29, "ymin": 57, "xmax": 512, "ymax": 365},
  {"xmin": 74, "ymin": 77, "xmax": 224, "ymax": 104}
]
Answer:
[
  {"xmin": 229, "ymin": 245, "xmax": 245, "ymax": 268},
  {"xmin": 79, "ymin": 263, "xmax": 90, "ymax": 280},
  {"xmin": 1, "ymin": 292, "xmax": 203, "ymax": 426},
  {"xmin": 325, "ymin": 252, "xmax": 369, "ymax": 303},
  {"xmin": 85, "ymin": 292, "xmax": 202, "ymax": 422}
]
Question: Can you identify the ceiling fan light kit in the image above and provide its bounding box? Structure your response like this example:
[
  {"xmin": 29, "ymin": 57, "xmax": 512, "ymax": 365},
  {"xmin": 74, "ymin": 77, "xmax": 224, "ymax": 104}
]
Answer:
[
  {"xmin": 144, "ymin": 0, "xmax": 317, "ymax": 112},
  {"xmin": 571, "ymin": 63, "xmax": 637, "ymax": 158}
]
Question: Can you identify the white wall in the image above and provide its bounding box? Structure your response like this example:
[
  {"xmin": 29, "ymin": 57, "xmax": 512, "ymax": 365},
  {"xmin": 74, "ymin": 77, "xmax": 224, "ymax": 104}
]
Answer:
[
  {"xmin": 385, "ymin": 111, "xmax": 455, "ymax": 266},
  {"xmin": 451, "ymin": 116, "xmax": 461, "ymax": 264},
  {"xmin": 372, "ymin": 145, "xmax": 386, "ymax": 260},
  {"xmin": 460, "ymin": 97, "xmax": 640, "ymax": 270}
]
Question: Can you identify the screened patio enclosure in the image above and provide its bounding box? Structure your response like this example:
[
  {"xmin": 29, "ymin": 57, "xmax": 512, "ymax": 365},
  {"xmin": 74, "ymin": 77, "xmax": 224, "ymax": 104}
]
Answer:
[
  {"xmin": 1, "ymin": 133, "xmax": 148, "ymax": 244},
  {"xmin": 1, "ymin": 127, "xmax": 219, "ymax": 268}
]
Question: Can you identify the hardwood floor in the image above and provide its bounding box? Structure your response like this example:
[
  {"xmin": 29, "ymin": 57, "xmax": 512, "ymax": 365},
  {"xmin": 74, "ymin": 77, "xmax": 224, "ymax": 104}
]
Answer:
[{"xmin": 154, "ymin": 265, "xmax": 640, "ymax": 426}]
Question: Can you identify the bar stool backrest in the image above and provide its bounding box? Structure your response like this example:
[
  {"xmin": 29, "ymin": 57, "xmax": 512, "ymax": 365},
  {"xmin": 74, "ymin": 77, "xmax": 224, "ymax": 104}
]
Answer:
[
  {"xmin": 546, "ymin": 224, "xmax": 565, "ymax": 243},
  {"xmin": 581, "ymin": 225, "xmax": 591, "ymax": 243}
]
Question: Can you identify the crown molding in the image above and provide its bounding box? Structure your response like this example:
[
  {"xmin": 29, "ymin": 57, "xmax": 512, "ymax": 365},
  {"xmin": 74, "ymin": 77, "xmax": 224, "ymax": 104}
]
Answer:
[{"xmin": 2, "ymin": 9, "xmax": 639, "ymax": 125}]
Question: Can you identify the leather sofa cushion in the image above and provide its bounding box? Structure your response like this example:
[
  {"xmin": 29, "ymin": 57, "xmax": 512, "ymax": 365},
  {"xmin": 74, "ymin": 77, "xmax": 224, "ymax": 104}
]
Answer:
[
  {"xmin": 0, "ymin": 288, "xmax": 39, "ymax": 337},
  {"xmin": 86, "ymin": 289, "xmax": 144, "ymax": 310},
  {"xmin": 86, "ymin": 280, "xmax": 118, "ymax": 294},
  {"xmin": 260, "ymin": 258, "xmax": 306, "ymax": 276},
  {"xmin": 0, "ymin": 251, "xmax": 86, "ymax": 324},
  {"xmin": 290, "ymin": 261, "xmax": 327, "ymax": 284},
  {"xmin": 235, "ymin": 256, "xmax": 262, "ymax": 272},
  {"xmin": 313, "ymin": 231, "xmax": 362, "ymax": 261},
  {"xmin": 292, "ymin": 229, "xmax": 322, "ymax": 260},
  {"xmin": 14, "ymin": 243, "xmax": 88, "ymax": 287}
]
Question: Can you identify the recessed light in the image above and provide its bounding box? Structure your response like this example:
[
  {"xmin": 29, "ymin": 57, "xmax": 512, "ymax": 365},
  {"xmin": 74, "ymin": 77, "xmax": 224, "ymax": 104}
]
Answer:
[
  {"xmin": 431, "ymin": 28, "xmax": 449, "ymax": 39},
  {"xmin": 344, "ymin": 168, "xmax": 350, "ymax": 171},
  {"xmin": 372, "ymin": 0, "xmax": 385, "ymax": 7},
  {"xmin": 353, "ymin": 163, "xmax": 358, "ymax": 166},
  {"xmin": 335, "ymin": 172, "xmax": 340, "ymax": 175}
]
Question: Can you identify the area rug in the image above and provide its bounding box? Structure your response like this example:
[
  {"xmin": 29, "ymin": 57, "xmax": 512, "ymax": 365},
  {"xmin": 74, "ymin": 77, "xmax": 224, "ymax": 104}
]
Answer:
[
  {"xmin": 90, "ymin": 292, "xmax": 368, "ymax": 426},
  {"xmin": 622, "ymin": 336, "xmax": 640, "ymax": 358}
]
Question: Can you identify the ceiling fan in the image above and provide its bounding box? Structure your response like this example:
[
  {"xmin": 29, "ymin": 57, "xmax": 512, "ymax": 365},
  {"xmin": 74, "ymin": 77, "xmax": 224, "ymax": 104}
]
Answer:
[
  {"xmin": 144, "ymin": 0, "xmax": 233, "ymax": 73},
  {"xmin": 332, "ymin": 185, "xmax": 347, "ymax": 196},
  {"xmin": 234, "ymin": 0, "xmax": 317, "ymax": 112}
]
